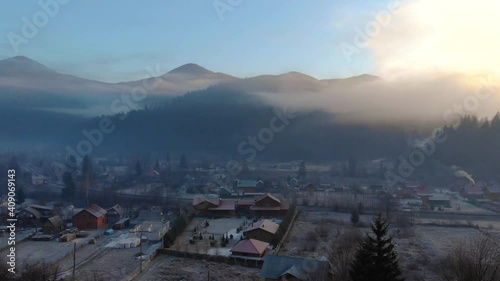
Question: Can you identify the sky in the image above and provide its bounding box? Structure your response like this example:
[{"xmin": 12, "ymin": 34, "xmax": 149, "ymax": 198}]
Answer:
[
  {"xmin": 0, "ymin": 0, "xmax": 392, "ymax": 82},
  {"xmin": 0, "ymin": 0, "xmax": 499, "ymax": 84}
]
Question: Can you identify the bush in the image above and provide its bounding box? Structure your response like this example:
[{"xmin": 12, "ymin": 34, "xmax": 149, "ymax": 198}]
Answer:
[{"xmin": 438, "ymin": 234, "xmax": 500, "ymax": 281}]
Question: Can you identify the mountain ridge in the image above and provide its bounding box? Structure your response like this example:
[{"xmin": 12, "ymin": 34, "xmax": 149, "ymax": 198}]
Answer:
[{"xmin": 0, "ymin": 56, "xmax": 378, "ymax": 85}]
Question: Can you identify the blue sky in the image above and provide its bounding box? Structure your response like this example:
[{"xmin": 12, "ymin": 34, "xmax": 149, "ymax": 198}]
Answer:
[{"xmin": 0, "ymin": 0, "xmax": 390, "ymax": 82}]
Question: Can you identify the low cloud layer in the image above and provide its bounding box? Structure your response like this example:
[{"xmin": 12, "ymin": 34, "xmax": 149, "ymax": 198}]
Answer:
[{"xmin": 253, "ymin": 73, "xmax": 500, "ymax": 127}]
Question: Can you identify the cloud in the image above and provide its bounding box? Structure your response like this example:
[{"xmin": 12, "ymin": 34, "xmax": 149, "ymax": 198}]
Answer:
[
  {"xmin": 253, "ymin": 73, "xmax": 500, "ymax": 127},
  {"xmin": 366, "ymin": 0, "xmax": 500, "ymax": 79}
]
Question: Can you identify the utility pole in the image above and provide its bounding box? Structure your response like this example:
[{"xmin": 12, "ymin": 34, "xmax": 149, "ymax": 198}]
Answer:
[
  {"xmin": 73, "ymin": 242, "xmax": 76, "ymax": 281},
  {"xmin": 130, "ymin": 229, "xmax": 151, "ymax": 272}
]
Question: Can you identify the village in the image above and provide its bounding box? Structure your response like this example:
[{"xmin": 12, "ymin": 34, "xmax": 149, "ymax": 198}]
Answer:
[{"xmin": 1, "ymin": 154, "xmax": 500, "ymax": 281}]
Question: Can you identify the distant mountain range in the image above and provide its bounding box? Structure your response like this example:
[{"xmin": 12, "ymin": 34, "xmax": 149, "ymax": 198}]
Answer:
[
  {"xmin": 0, "ymin": 56, "xmax": 402, "ymax": 160},
  {"xmin": 0, "ymin": 56, "xmax": 378, "ymax": 107}
]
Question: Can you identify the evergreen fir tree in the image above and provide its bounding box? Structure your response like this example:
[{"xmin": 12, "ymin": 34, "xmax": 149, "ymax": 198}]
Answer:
[{"xmin": 350, "ymin": 214, "xmax": 404, "ymax": 281}]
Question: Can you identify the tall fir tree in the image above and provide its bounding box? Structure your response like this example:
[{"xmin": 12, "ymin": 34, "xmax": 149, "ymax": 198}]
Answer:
[{"xmin": 350, "ymin": 214, "xmax": 404, "ymax": 281}]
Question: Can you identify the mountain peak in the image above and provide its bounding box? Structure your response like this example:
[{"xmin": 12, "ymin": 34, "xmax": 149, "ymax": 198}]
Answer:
[
  {"xmin": 168, "ymin": 63, "xmax": 213, "ymax": 75},
  {"xmin": 346, "ymin": 74, "xmax": 380, "ymax": 81},
  {"xmin": 278, "ymin": 71, "xmax": 317, "ymax": 80},
  {"xmin": 0, "ymin": 56, "xmax": 54, "ymax": 76}
]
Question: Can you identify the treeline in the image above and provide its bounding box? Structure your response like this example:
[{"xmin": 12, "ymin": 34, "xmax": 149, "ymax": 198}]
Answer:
[
  {"xmin": 434, "ymin": 113, "xmax": 500, "ymax": 181},
  {"xmin": 74, "ymin": 85, "xmax": 408, "ymax": 161}
]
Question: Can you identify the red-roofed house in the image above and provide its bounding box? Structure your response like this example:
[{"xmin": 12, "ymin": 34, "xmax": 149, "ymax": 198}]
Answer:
[
  {"xmin": 243, "ymin": 219, "xmax": 279, "ymax": 242},
  {"xmin": 193, "ymin": 193, "xmax": 289, "ymax": 217},
  {"xmin": 193, "ymin": 198, "xmax": 220, "ymax": 216},
  {"xmin": 236, "ymin": 199, "xmax": 254, "ymax": 214},
  {"xmin": 251, "ymin": 193, "xmax": 289, "ymax": 217},
  {"xmin": 231, "ymin": 238, "xmax": 269, "ymax": 257},
  {"xmin": 193, "ymin": 198, "xmax": 235, "ymax": 217},
  {"xmin": 72, "ymin": 204, "xmax": 107, "ymax": 229},
  {"xmin": 461, "ymin": 182, "xmax": 485, "ymax": 200}
]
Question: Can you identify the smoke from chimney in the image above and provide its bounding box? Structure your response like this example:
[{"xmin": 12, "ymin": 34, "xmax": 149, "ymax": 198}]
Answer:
[{"xmin": 451, "ymin": 166, "xmax": 475, "ymax": 184}]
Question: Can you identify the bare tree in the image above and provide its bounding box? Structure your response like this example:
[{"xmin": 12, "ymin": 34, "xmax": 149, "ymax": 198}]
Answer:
[
  {"xmin": 329, "ymin": 227, "xmax": 364, "ymax": 281},
  {"xmin": 438, "ymin": 234, "xmax": 500, "ymax": 281},
  {"xmin": 18, "ymin": 261, "xmax": 60, "ymax": 281}
]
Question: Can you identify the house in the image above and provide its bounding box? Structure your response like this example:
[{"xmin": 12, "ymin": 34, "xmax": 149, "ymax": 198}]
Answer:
[
  {"xmin": 30, "ymin": 204, "xmax": 56, "ymax": 218},
  {"xmin": 106, "ymin": 204, "xmax": 124, "ymax": 224},
  {"xmin": 219, "ymin": 187, "xmax": 233, "ymax": 198},
  {"xmin": 260, "ymin": 255, "xmax": 332, "ymax": 281},
  {"xmin": 133, "ymin": 206, "xmax": 164, "ymax": 224},
  {"xmin": 461, "ymin": 183, "xmax": 485, "ymax": 200},
  {"xmin": 237, "ymin": 180, "xmax": 264, "ymax": 193},
  {"xmin": 193, "ymin": 193, "xmax": 290, "ymax": 218},
  {"xmin": 288, "ymin": 178, "xmax": 299, "ymax": 188},
  {"xmin": 193, "ymin": 198, "xmax": 221, "ymax": 216},
  {"xmin": 243, "ymin": 219, "xmax": 279, "ymax": 243},
  {"xmin": 31, "ymin": 174, "xmax": 49, "ymax": 185},
  {"xmin": 484, "ymin": 182, "xmax": 500, "ymax": 201},
  {"xmin": 72, "ymin": 204, "xmax": 107, "ymax": 229},
  {"xmin": 230, "ymin": 238, "xmax": 269, "ymax": 258},
  {"xmin": 235, "ymin": 199, "xmax": 254, "ymax": 214},
  {"xmin": 113, "ymin": 218, "xmax": 130, "ymax": 230},
  {"xmin": 134, "ymin": 220, "xmax": 169, "ymax": 242},
  {"xmin": 423, "ymin": 195, "xmax": 451, "ymax": 208},
  {"xmin": 43, "ymin": 216, "xmax": 65, "ymax": 234},
  {"xmin": 192, "ymin": 198, "xmax": 235, "ymax": 217},
  {"xmin": 17, "ymin": 206, "xmax": 42, "ymax": 227},
  {"xmin": 251, "ymin": 193, "xmax": 289, "ymax": 217},
  {"xmin": 415, "ymin": 186, "xmax": 433, "ymax": 197}
]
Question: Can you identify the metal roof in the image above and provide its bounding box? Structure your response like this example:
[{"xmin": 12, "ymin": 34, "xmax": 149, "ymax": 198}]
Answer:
[{"xmin": 260, "ymin": 255, "xmax": 330, "ymax": 280}]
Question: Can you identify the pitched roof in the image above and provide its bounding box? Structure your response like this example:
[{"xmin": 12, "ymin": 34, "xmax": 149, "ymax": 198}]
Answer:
[
  {"xmin": 260, "ymin": 255, "xmax": 330, "ymax": 280},
  {"xmin": 415, "ymin": 186, "xmax": 432, "ymax": 196},
  {"xmin": 244, "ymin": 219, "xmax": 279, "ymax": 234},
  {"xmin": 208, "ymin": 199, "xmax": 235, "ymax": 211},
  {"xmin": 46, "ymin": 216, "xmax": 64, "ymax": 228},
  {"xmin": 107, "ymin": 204, "xmax": 124, "ymax": 217},
  {"xmin": 231, "ymin": 239, "xmax": 269, "ymax": 256},
  {"xmin": 464, "ymin": 183, "xmax": 485, "ymax": 195},
  {"xmin": 238, "ymin": 180, "xmax": 262, "ymax": 188},
  {"xmin": 79, "ymin": 204, "xmax": 107, "ymax": 218},
  {"xmin": 485, "ymin": 182, "xmax": 500, "ymax": 193},
  {"xmin": 250, "ymin": 201, "xmax": 289, "ymax": 211},
  {"xmin": 236, "ymin": 199, "xmax": 254, "ymax": 206},
  {"xmin": 192, "ymin": 197, "xmax": 220, "ymax": 207},
  {"xmin": 30, "ymin": 204, "xmax": 54, "ymax": 211},
  {"xmin": 21, "ymin": 206, "xmax": 41, "ymax": 219},
  {"xmin": 255, "ymin": 193, "xmax": 281, "ymax": 204}
]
